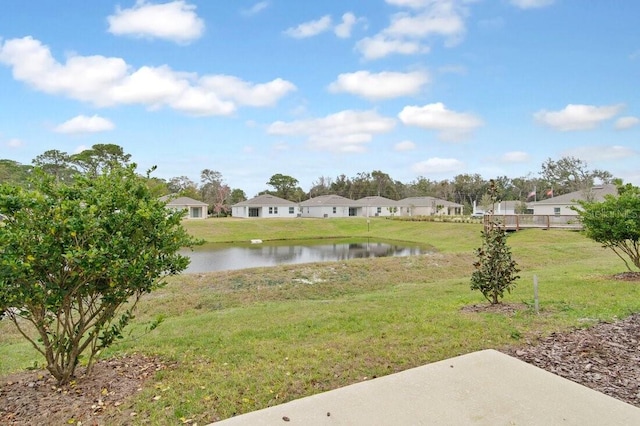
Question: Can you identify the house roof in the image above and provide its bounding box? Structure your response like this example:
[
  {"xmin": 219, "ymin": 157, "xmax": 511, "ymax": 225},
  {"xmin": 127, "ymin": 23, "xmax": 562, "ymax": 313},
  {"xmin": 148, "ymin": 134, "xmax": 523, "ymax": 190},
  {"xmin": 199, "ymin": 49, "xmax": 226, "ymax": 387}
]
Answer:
[
  {"xmin": 356, "ymin": 196, "xmax": 398, "ymax": 206},
  {"xmin": 160, "ymin": 195, "xmax": 208, "ymax": 206},
  {"xmin": 233, "ymin": 194, "xmax": 296, "ymax": 207},
  {"xmin": 530, "ymin": 184, "xmax": 618, "ymax": 205},
  {"xmin": 299, "ymin": 194, "xmax": 356, "ymax": 207},
  {"xmin": 396, "ymin": 196, "xmax": 463, "ymax": 208}
]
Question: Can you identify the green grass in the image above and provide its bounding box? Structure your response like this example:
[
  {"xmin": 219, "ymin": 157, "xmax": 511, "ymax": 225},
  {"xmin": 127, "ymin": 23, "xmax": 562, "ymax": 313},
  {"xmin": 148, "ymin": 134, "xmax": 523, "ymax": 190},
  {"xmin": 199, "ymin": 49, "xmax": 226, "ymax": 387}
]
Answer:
[{"xmin": 1, "ymin": 218, "xmax": 638, "ymax": 424}]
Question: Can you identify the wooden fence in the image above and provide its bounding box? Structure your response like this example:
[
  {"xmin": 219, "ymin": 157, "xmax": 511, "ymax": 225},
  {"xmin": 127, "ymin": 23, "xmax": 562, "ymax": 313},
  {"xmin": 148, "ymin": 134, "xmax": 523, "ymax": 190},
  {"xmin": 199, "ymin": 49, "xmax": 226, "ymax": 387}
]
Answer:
[{"xmin": 483, "ymin": 215, "xmax": 582, "ymax": 231}]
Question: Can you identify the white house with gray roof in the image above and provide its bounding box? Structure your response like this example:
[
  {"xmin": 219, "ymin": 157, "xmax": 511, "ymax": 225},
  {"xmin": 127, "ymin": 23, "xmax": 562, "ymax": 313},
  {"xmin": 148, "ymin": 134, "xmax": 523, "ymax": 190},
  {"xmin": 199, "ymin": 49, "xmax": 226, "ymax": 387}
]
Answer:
[
  {"xmin": 160, "ymin": 195, "xmax": 208, "ymax": 219},
  {"xmin": 299, "ymin": 195, "xmax": 358, "ymax": 218},
  {"xmin": 396, "ymin": 197, "xmax": 463, "ymax": 217},
  {"xmin": 529, "ymin": 184, "xmax": 618, "ymax": 216},
  {"xmin": 356, "ymin": 196, "xmax": 401, "ymax": 217},
  {"xmin": 231, "ymin": 194, "xmax": 298, "ymax": 218}
]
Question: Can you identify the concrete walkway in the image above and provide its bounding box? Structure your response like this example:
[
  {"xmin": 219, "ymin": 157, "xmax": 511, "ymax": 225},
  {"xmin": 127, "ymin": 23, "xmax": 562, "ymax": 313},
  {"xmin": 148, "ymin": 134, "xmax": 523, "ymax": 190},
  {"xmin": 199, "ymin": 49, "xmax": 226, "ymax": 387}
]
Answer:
[{"xmin": 214, "ymin": 349, "xmax": 640, "ymax": 425}]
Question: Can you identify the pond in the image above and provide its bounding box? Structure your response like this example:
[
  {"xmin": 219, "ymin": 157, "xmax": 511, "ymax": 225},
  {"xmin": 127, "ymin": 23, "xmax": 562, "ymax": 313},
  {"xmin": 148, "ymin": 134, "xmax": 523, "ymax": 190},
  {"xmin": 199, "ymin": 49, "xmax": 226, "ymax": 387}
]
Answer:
[{"xmin": 181, "ymin": 239, "xmax": 435, "ymax": 273}]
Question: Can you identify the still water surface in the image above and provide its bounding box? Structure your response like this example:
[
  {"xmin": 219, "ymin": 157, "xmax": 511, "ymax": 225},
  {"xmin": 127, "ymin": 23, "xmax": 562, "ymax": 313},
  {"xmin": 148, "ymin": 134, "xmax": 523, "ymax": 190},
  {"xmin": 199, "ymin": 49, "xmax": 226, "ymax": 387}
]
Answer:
[{"xmin": 183, "ymin": 239, "xmax": 434, "ymax": 273}]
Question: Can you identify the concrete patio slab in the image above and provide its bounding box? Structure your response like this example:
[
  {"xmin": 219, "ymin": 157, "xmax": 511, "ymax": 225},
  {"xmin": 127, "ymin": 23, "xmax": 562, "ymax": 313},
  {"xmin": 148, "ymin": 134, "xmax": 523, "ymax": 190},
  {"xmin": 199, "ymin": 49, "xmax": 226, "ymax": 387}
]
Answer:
[{"xmin": 213, "ymin": 349, "xmax": 640, "ymax": 425}]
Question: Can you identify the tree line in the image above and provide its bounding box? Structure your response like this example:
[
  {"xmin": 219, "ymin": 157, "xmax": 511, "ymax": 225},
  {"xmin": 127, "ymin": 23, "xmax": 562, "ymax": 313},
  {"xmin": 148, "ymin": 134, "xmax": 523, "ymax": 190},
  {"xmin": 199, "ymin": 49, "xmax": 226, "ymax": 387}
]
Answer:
[{"xmin": 1, "ymin": 144, "xmax": 615, "ymax": 215}]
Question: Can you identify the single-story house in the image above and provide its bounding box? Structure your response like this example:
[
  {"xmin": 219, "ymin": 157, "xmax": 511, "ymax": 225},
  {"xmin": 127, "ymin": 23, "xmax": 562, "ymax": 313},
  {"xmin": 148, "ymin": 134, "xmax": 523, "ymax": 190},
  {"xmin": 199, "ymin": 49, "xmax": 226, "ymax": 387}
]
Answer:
[
  {"xmin": 529, "ymin": 184, "xmax": 618, "ymax": 216},
  {"xmin": 231, "ymin": 194, "xmax": 298, "ymax": 218},
  {"xmin": 299, "ymin": 195, "xmax": 358, "ymax": 218},
  {"xmin": 160, "ymin": 195, "xmax": 208, "ymax": 219},
  {"xmin": 396, "ymin": 197, "xmax": 464, "ymax": 216},
  {"xmin": 473, "ymin": 200, "xmax": 527, "ymax": 216},
  {"xmin": 356, "ymin": 196, "xmax": 401, "ymax": 217}
]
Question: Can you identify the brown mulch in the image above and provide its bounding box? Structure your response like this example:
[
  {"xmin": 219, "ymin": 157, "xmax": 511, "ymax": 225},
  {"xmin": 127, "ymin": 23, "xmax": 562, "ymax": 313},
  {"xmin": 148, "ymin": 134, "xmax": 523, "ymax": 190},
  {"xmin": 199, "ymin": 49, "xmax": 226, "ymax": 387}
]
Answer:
[
  {"xmin": 0, "ymin": 354, "xmax": 169, "ymax": 426},
  {"xmin": 504, "ymin": 313, "xmax": 640, "ymax": 407}
]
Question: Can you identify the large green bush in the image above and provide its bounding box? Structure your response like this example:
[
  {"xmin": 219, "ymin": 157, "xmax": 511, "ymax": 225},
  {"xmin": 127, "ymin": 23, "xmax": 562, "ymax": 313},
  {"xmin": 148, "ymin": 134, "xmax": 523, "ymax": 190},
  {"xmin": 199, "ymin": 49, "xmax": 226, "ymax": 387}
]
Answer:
[{"xmin": 0, "ymin": 165, "xmax": 199, "ymax": 384}]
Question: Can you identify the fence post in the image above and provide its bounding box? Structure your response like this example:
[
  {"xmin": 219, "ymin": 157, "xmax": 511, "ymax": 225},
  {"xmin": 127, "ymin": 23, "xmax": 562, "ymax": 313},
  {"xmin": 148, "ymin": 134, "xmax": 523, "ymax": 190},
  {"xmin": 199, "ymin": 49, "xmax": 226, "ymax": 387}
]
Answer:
[{"xmin": 533, "ymin": 275, "xmax": 539, "ymax": 314}]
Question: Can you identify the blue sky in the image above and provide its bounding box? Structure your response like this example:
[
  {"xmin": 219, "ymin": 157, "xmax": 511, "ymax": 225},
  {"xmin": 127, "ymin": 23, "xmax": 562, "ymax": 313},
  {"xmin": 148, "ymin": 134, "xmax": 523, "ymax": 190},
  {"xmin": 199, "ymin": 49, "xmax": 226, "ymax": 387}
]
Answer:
[{"xmin": 1, "ymin": 0, "xmax": 638, "ymax": 197}]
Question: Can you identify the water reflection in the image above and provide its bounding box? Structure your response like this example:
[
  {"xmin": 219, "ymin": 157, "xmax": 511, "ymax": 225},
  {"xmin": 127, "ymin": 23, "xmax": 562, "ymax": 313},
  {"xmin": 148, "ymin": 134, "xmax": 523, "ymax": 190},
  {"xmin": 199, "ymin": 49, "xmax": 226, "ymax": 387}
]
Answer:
[{"xmin": 182, "ymin": 239, "xmax": 433, "ymax": 273}]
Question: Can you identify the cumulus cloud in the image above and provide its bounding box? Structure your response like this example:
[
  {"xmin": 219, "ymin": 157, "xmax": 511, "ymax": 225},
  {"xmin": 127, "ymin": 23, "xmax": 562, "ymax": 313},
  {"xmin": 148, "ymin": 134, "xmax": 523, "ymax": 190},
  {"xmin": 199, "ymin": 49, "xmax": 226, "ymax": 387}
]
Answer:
[
  {"xmin": 54, "ymin": 115, "xmax": 115, "ymax": 134},
  {"xmin": 107, "ymin": 1, "xmax": 205, "ymax": 43},
  {"xmin": 398, "ymin": 102, "xmax": 483, "ymax": 141},
  {"xmin": 267, "ymin": 110, "xmax": 396, "ymax": 153},
  {"xmin": 394, "ymin": 140, "xmax": 417, "ymax": 151},
  {"xmin": 328, "ymin": 70, "xmax": 429, "ymax": 101},
  {"xmin": 534, "ymin": 104, "xmax": 624, "ymax": 131},
  {"xmin": 356, "ymin": 35, "xmax": 428, "ymax": 60},
  {"xmin": 615, "ymin": 116, "xmax": 640, "ymax": 130},
  {"xmin": 283, "ymin": 15, "xmax": 332, "ymax": 38},
  {"xmin": 501, "ymin": 151, "xmax": 530, "ymax": 163},
  {"xmin": 334, "ymin": 13, "xmax": 359, "ymax": 38},
  {"xmin": 356, "ymin": 0, "xmax": 468, "ymax": 59},
  {"xmin": 562, "ymin": 145, "xmax": 638, "ymax": 162},
  {"xmin": 411, "ymin": 157, "xmax": 464, "ymax": 174},
  {"xmin": 510, "ymin": 0, "xmax": 555, "ymax": 9},
  {"xmin": 0, "ymin": 36, "xmax": 296, "ymax": 116}
]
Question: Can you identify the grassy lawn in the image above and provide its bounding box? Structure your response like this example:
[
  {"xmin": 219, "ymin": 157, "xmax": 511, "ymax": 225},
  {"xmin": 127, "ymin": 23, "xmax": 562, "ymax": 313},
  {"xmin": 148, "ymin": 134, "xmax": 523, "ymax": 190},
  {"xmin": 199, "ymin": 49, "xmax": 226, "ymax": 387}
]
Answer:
[{"xmin": 1, "ymin": 217, "xmax": 639, "ymax": 424}]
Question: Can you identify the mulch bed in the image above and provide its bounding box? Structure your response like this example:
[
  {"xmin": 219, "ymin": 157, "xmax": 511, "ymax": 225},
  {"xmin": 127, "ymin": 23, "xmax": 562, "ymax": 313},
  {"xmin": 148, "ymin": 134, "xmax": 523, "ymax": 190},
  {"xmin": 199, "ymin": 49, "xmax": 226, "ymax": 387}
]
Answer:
[{"xmin": 0, "ymin": 354, "xmax": 168, "ymax": 425}]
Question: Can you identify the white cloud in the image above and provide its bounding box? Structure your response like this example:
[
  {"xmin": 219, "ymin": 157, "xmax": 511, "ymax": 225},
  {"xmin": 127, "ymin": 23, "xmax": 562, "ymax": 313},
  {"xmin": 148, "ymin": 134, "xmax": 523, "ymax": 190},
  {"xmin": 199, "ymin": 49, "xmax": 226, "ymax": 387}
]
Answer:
[
  {"xmin": 54, "ymin": 115, "xmax": 115, "ymax": 134},
  {"xmin": 356, "ymin": 0, "xmax": 469, "ymax": 59},
  {"xmin": 411, "ymin": 157, "xmax": 464, "ymax": 174},
  {"xmin": 501, "ymin": 151, "xmax": 530, "ymax": 163},
  {"xmin": 562, "ymin": 145, "xmax": 638, "ymax": 162},
  {"xmin": 615, "ymin": 116, "xmax": 640, "ymax": 130},
  {"xmin": 398, "ymin": 102, "xmax": 483, "ymax": 141},
  {"xmin": 107, "ymin": 1, "xmax": 205, "ymax": 44},
  {"xmin": 242, "ymin": 1, "xmax": 269, "ymax": 16},
  {"xmin": 534, "ymin": 104, "xmax": 624, "ymax": 131},
  {"xmin": 385, "ymin": 8, "xmax": 465, "ymax": 41},
  {"xmin": 328, "ymin": 70, "xmax": 429, "ymax": 101},
  {"xmin": 200, "ymin": 75, "xmax": 296, "ymax": 107},
  {"xmin": 283, "ymin": 15, "xmax": 332, "ymax": 38},
  {"xmin": 510, "ymin": 0, "xmax": 555, "ymax": 9},
  {"xmin": 6, "ymin": 138, "xmax": 24, "ymax": 148},
  {"xmin": 334, "ymin": 13, "xmax": 358, "ymax": 38},
  {"xmin": 267, "ymin": 110, "xmax": 396, "ymax": 153},
  {"xmin": 394, "ymin": 140, "xmax": 417, "ymax": 151},
  {"xmin": 356, "ymin": 35, "xmax": 428, "ymax": 60},
  {"xmin": 0, "ymin": 36, "xmax": 295, "ymax": 116}
]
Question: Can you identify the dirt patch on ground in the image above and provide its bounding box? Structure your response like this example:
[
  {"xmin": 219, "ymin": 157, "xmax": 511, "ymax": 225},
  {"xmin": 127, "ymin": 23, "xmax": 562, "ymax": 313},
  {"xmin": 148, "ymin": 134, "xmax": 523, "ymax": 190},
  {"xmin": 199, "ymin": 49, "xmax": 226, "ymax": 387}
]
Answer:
[
  {"xmin": 460, "ymin": 302, "xmax": 529, "ymax": 315},
  {"xmin": 613, "ymin": 271, "xmax": 640, "ymax": 282},
  {"xmin": 2, "ymin": 308, "xmax": 640, "ymax": 424},
  {"xmin": 0, "ymin": 354, "xmax": 169, "ymax": 425}
]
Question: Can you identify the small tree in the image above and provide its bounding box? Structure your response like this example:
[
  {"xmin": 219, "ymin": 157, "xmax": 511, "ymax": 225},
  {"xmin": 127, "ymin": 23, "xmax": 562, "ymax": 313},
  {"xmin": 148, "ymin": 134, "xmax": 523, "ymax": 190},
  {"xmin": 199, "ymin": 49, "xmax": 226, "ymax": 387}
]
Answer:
[
  {"xmin": 575, "ymin": 183, "xmax": 640, "ymax": 271},
  {"xmin": 470, "ymin": 180, "xmax": 520, "ymax": 304},
  {"xmin": 0, "ymin": 164, "xmax": 199, "ymax": 385}
]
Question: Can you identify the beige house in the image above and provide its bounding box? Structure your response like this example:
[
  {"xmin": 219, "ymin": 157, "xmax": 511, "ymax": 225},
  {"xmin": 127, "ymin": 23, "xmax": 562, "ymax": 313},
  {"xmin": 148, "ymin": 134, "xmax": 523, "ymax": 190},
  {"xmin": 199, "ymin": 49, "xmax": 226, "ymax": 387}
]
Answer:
[
  {"xmin": 299, "ymin": 195, "xmax": 358, "ymax": 218},
  {"xmin": 160, "ymin": 195, "xmax": 208, "ymax": 219},
  {"xmin": 396, "ymin": 197, "xmax": 463, "ymax": 217},
  {"xmin": 231, "ymin": 194, "xmax": 298, "ymax": 218},
  {"xmin": 529, "ymin": 184, "xmax": 618, "ymax": 216},
  {"xmin": 357, "ymin": 196, "xmax": 400, "ymax": 217}
]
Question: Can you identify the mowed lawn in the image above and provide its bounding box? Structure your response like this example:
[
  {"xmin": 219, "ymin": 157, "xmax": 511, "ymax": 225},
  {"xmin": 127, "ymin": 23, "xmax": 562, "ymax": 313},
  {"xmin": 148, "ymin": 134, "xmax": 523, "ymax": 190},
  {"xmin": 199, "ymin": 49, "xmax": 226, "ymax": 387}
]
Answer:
[{"xmin": 2, "ymin": 217, "xmax": 639, "ymax": 424}]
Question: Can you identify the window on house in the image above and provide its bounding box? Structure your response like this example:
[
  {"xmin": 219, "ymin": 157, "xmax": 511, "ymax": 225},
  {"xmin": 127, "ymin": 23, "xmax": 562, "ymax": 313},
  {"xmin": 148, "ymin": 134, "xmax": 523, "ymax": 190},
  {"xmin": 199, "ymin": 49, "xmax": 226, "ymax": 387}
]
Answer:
[
  {"xmin": 274, "ymin": 207, "xmax": 278, "ymax": 214},
  {"xmin": 376, "ymin": 207, "xmax": 382, "ymax": 213},
  {"xmin": 268, "ymin": 207, "xmax": 273, "ymax": 214},
  {"xmin": 554, "ymin": 207, "xmax": 560, "ymax": 215},
  {"xmin": 289, "ymin": 207, "xmax": 294, "ymax": 214},
  {"xmin": 332, "ymin": 207, "xmax": 337, "ymax": 214}
]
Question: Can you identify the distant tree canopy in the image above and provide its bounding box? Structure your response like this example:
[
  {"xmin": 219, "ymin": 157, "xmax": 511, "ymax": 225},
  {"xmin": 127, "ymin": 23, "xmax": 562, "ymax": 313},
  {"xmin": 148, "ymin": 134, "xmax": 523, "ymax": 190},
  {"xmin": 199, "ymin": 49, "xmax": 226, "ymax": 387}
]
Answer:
[{"xmin": 1, "ymin": 149, "xmax": 619, "ymax": 210}]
